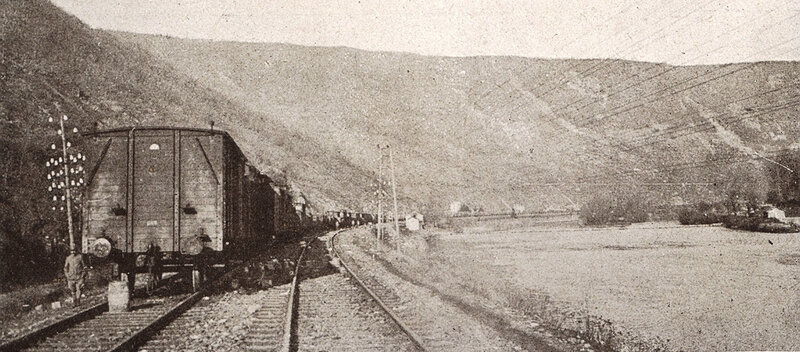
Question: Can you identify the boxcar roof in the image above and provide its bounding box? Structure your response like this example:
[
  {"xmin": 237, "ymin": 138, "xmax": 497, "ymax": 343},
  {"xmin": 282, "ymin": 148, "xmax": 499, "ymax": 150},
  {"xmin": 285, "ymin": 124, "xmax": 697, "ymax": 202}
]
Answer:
[
  {"xmin": 83, "ymin": 126, "xmax": 232, "ymax": 138},
  {"xmin": 82, "ymin": 126, "xmax": 267, "ymax": 176}
]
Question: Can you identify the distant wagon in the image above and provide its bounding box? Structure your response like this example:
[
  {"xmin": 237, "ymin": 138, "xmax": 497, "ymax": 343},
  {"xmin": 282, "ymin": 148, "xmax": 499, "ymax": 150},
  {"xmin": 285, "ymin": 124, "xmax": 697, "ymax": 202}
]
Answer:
[{"xmin": 81, "ymin": 127, "xmax": 291, "ymax": 290}]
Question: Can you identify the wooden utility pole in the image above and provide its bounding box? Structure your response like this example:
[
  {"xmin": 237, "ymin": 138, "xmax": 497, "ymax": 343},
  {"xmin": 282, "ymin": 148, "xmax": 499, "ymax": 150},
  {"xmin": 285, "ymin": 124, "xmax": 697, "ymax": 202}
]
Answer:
[
  {"xmin": 389, "ymin": 147, "xmax": 400, "ymax": 236},
  {"xmin": 377, "ymin": 145, "xmax": 384, "ymax": 241},
  {"xmin": 59, "ymin": 116, "xmax": 75, "ymax": 251},
  {"xmin": 46, "ymin": 113, "xmax": 86, "ymax": 252}
]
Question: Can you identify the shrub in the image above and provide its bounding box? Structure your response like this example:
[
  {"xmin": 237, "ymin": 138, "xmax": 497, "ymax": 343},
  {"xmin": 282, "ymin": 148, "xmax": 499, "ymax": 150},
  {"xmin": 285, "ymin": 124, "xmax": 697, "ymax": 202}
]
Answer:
[
  {"xmin": 677, "ymin": 202, "xmax": 723, "ymax": 225},
  {"xmin": 579, "ymin": 190, "xmax": 650, "ymax": 226}
]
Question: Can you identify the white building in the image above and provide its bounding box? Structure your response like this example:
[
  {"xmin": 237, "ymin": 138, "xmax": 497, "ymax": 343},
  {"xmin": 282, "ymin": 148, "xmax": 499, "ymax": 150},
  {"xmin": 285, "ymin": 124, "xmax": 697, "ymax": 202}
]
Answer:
[
  {"xmin": 405, "ymin": 217, "xmax": 421, "ymax": 231},
  {"xmin": 449, "ymin": 201, "xmax": 462, "ymax": 216},
  {"xmin": 764, "ymin": 207, "xmax": 786, "ymax": 221}
]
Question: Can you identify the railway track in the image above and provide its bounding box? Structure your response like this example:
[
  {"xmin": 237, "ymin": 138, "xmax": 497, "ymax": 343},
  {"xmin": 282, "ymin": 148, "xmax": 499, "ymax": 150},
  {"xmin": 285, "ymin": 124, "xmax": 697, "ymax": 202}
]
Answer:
[
  {"xmin": 291, "ymin": 233, "xmax": 421, "ymax": 352},
  {"xmin": 134, "ymin": 283, "xmax": 289, "ymax": 351},
  {"xmin": 240, "ymin": 244, "xmax": 307, "ymax": 352},
  {"xmin": 0, "ymin": 270, "xmax": 216, "ymax": 352},
  {"xmin": 109, "ymin": 238, "xmax": 308, "ymax": 352},
  {"xmin": 240, "ymin": 230, "xmax": 424, "ymax": 352},
  {"xmin": 0, "ymin": 273, "xmax": 182, "ymax": 350},
  {"xmin": 329, "ymin": 230, "xmax": 465, "ymax": 351},
  {"xmin": 2, "ymin": 230, "xmax": 431, "ymax": 352},
  {"xmin": 23, "ymin": 293, "xmax": 196, "ymax": 352}
]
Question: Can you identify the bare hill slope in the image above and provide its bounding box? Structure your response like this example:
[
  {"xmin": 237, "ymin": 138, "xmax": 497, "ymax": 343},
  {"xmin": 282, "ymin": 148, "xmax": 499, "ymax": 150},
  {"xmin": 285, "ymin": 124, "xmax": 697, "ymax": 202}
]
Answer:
[
  {"xmin": 2, "ymin": 0, "xmax": 376, "ymax": 209},
  {"xmin": 2, "ymin": 0, "xmax": 798, "ymax": 288},
  {"xmin": 0, "ymin": 0, "xmax": 374, "ymax": 288},
  {"xmin": 114, "ymin": 32, "xmax": 800, "ymax": 212}
]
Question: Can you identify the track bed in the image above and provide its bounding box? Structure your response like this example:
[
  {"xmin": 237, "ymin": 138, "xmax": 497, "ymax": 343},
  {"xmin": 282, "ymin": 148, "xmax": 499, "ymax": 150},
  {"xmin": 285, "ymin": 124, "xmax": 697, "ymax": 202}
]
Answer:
[
  {"xmin": 18, "ymin": 294, "xmax": 189, "ymax": 352},
  {"xmin": 292, "ymin": 234, "xmax": 420, "ymax": 352}
]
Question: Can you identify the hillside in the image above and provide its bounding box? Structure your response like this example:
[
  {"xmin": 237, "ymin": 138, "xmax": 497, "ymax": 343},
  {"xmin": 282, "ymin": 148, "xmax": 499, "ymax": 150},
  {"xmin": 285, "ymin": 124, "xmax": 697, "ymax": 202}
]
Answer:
[
  {"xmin": 0, "ymin": 0, "xmax": 373, "ymax": 288},
  {"xmin": 2, "ymin": 0, "xmax": 799, "ymax": 290},
  {"xmin": 3, "ymin": 0, "xmax": 800, "ymax": 246},
  {"xmin": 1, "ymin": 0, "xmax": 381, "ymax": 207},
  {"xmin": 112, "ymin": 32, "xmax": 800, "ymax": 213}
]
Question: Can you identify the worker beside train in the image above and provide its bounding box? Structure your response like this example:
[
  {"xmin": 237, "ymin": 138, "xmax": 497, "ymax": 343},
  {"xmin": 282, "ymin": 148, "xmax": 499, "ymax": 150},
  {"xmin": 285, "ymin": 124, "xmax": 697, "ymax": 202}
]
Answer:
[
  {"xmin": 145, "ymin": 243, "xmax": 162, "ymax": 295},
  {"xmin": 63, "ymin": 248, "xmax": 86, "ymax": 305}
]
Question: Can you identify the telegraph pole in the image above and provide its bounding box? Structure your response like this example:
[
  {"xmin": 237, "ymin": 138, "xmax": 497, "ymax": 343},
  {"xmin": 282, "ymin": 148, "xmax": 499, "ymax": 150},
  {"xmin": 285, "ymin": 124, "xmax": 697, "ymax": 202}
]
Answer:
[
  {"xmin": 59, "ymin": 117, "xmax": 75, "ymax": 250},
  {"xmin": 389, "ymin": 147, "xmax": 400, "ymax": 236},
  {"xmin": 46, "ymin": 114, "xmax": 85, "ymax": 251},
  {"xmin": 377, "ymin": 145, "xmax": 384, "ymax": 241}
]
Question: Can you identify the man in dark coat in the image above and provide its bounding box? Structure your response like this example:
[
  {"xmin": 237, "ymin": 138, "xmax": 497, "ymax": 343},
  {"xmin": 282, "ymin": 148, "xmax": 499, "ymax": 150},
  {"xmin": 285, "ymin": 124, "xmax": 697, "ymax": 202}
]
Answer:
[
  {"xmin": 145, "ymin": 244, "xmax": 162, "ymax": 295},
  {"xmin": 64, "ymin": 249, "xmax": 86, "ymax": 305}
]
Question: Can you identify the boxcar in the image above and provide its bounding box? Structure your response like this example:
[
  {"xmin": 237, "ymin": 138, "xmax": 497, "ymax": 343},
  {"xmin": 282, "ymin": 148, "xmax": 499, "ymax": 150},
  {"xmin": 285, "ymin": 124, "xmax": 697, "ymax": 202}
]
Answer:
[{"xmin": 81, "ymin": 127, "xmax": 277, "ymax": 289}]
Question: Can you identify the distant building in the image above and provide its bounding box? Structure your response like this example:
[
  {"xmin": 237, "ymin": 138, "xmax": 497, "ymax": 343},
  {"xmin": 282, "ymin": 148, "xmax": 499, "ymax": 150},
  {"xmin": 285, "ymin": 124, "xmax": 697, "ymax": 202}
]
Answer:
[
  {"xmin": 405, "ymin": 217, "xmax": 420, "ymax": 231},
  {"xmin": 449, "ymin": 201, "xmax": 462, "ymax": 216},
  {"xmin": 763, "ymin": 206, "xmax": 786, "ymax": 221},
  {"xmin": 405, "ymin": 212, "xmax": 424, "ymax": 231}
]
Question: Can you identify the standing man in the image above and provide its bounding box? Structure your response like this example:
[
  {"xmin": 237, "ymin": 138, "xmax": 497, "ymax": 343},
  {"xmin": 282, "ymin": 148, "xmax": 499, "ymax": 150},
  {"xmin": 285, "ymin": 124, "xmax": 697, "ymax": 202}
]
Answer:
[
  {"xmin": 145, "ymin": 244, "xmax": 161, "ymax": 295},
  {"xmin": 64, "ymin": 249, "xmax": 86, "ymax": 305}
]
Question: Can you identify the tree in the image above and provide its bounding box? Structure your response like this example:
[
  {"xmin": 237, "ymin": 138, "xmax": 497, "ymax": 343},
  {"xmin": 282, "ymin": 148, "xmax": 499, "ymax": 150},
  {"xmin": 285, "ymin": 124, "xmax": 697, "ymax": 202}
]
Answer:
[
  {"xmin": 715, "ymin": 163, "xmax": 768, "ymax": 214},
  {"xmin": 765, "ymin": 149, "xmax": 800, "ymax": 205},
  {"xmin": 579, "ymin": 185, "xmax": 651, "ymax": 226}
]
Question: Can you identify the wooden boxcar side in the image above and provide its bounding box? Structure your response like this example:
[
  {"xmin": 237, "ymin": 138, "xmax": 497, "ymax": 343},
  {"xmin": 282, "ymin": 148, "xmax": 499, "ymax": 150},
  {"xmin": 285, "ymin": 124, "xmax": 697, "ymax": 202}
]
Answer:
[{"xmin": 244, "ymin": 169, "xmax": 275, "ymax": 246}]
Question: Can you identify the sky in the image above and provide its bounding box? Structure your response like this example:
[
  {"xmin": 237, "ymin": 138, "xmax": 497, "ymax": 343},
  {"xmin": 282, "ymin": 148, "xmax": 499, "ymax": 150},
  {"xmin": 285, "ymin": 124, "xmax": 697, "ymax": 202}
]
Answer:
[{"xmin": 51, "ymin": 0, "xmax": 799, "ymax": 65}]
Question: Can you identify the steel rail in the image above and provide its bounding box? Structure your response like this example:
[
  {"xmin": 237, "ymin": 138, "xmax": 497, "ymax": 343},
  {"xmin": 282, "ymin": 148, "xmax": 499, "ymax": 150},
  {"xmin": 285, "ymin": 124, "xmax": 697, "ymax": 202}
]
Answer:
[
  {"xmin": 0, "ymin": 301, "xmax": 108, "ymax": 352},
  {"xmin": 107, "ymin": 263, "xmax": 244, "ymax": 352},
  {"xmin": 280, "ymin": 240, "xmax": 310, "ymax": 352},
  {"xmin": 0, "ymin": 266, "xmax": 233, "ymax": 352},
  {"xmin": 329, "ymin": 229, "xmax": 429, "ymax": 352},
  {"xmin": 107, "ymin": 290, "xmax": 204, "ymax": 352},
  {"xmin": 0, "ymin": 271, "xmax": 186, "ymax": 352}
]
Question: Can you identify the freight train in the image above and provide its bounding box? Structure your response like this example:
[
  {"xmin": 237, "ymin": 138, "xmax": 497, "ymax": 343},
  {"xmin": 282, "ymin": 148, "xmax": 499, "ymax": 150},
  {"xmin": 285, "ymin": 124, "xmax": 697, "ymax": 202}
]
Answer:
[
  {"xmin": 80, "ymin": 127, "xmax": 324, "ymax": 290},
  {"xmin": 324, "ymin": 210, "xmax": 379, "ymax": 228}
]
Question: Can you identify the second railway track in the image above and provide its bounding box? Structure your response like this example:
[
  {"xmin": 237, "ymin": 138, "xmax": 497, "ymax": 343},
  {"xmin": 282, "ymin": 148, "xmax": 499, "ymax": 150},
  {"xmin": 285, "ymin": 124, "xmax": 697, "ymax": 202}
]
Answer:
[
  {"xmin": 242, "ymin": 230, "xmax": 424, "ymax": 352},
  {"xmin": 0, "ymin": 264, "xmax": 236, "ymax": 352},
  {"xmin": 291, "ymin": 232, "xmax": 421, "ymax": 352},
  {"xmin": 5, "ymin": 283, "xmax": 195, "ymax": 352}
]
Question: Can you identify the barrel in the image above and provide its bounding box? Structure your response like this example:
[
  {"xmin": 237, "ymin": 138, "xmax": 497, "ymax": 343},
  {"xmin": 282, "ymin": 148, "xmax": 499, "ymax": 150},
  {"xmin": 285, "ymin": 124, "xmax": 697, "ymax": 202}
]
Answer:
[{"xmin": 107, "ymin": 281, "xmax": 130, "ymax": 312}]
